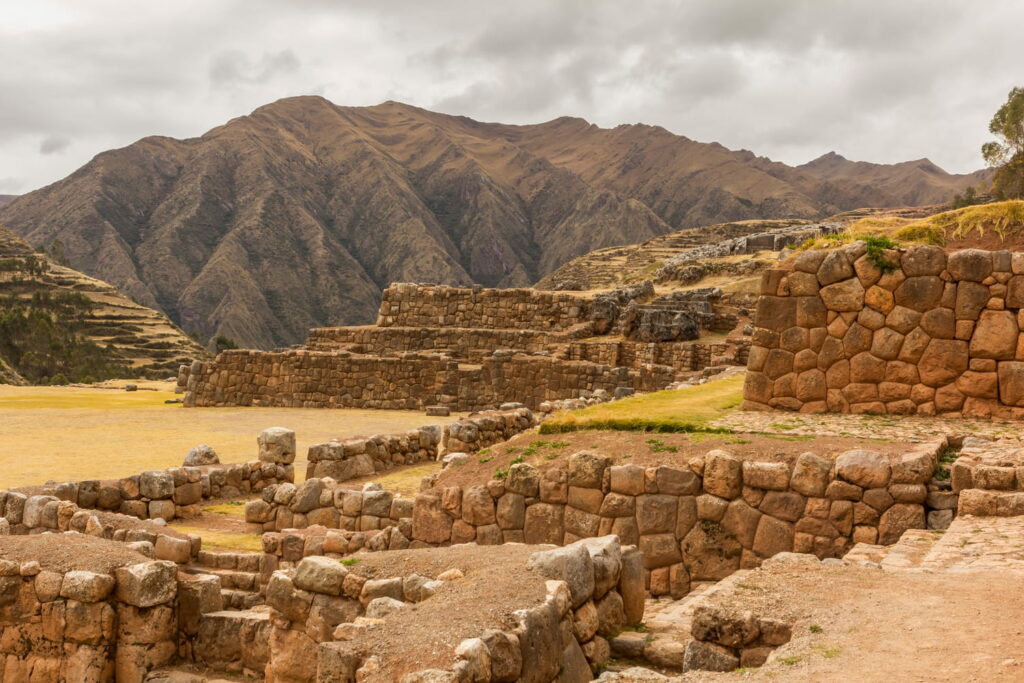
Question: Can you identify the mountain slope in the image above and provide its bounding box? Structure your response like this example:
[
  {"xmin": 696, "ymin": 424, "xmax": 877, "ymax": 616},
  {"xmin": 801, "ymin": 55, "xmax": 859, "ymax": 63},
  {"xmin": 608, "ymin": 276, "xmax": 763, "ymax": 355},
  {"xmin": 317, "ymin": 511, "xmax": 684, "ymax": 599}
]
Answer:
[
  {"xmin": 0, "ymin": 97, "xmax": 986, "ymax": 348},
  {"xmin": 0, "ymin": 224, "xmax": 207, "ymax": 383}
]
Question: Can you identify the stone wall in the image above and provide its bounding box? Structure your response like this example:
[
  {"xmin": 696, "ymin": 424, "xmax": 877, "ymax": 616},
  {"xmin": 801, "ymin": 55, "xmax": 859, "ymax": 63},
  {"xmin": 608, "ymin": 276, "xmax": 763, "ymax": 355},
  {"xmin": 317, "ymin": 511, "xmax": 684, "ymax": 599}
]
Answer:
[
  {"xmin": 306, "ymin": 325, "xmax": 554, "ymax": 358},
  {"xmin": 260, "ymin": 539, "xmax": 644, "ymax": 681},
  {"xmin": 305, "ymin": 425, "xmax": 443, "ymax": 482},
  {"xmin": 11, "ymin": 460, "xmax": 291, "ymax": 523},
  {"xmin": 0, "ymin": 546, "xmax": 182, "ymax": 682},
  {"xmin": 443, "ymin": 407, "xmax": 538, "ymax": 454},
  {"xmin": 0, "ymin": 492, "xmax": 201, "ymax": 564},
  {"xmin": 377, "ymin": 283, "xmax": 596, "ymax": 331},
  {"xmin": 744, "ymin": 244, "xmax": 1024, "ymax": 417},
  {"xmin": 252, "ymin": 444, "xmax": 945, "ymax": 598},
  {"xmin": 407, "ymin": 447, "xmax": 945, "ymax": 594},
  {"xmin": 185, "ymin": 349, "xmax": 678, "ymax": 411}
]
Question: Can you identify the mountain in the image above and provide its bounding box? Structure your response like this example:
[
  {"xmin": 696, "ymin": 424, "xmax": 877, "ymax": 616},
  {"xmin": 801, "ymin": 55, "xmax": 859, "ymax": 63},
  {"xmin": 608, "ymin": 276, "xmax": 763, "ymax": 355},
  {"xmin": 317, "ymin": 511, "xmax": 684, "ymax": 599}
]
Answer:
[
  {"xmin": 0, "ymin": 195, "xmax": 16, "ymax": 209},
  {"xmin": 0, "ymin": 97, "xmax": 988, "ymax": 348},
  {"xmin": 0, "ymin": 224, "xmax": 207, "ymax": 383}
]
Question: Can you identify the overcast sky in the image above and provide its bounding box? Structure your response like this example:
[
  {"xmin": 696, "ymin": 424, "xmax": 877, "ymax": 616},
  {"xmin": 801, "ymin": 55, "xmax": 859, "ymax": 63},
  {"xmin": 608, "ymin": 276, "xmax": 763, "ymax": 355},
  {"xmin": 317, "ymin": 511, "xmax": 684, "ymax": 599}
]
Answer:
[{"xmin": 1, "ymin": 0, "xmax": 1021, "ymax": 194}]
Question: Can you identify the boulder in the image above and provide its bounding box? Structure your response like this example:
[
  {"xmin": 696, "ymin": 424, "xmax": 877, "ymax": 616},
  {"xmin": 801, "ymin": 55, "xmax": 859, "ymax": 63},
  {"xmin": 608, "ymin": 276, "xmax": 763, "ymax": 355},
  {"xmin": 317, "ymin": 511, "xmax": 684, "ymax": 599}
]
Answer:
[{"xmin": 60, "ymin": 570, "xmax": 115, "ymax": 603}]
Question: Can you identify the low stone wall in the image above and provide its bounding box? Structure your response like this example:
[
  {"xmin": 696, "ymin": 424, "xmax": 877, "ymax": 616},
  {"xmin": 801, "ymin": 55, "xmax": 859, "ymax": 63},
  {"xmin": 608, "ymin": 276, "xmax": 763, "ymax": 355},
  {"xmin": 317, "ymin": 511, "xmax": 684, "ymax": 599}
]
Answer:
[
  {"xmin": 744, "ymin": 244, "xmax": 1024, "ymax": 418},
  {"xmin": 11, "ymin": 460, "xmax": 291, "ymax": 523},
  {"xmin": 305, "ymin": 425, "xmax": 443, "ymax": 482},
  {"xmin": 377, "ymin": 283, "xmax": 595, "ymax": 331},
  {"xmin": 409, "ymin": 446, "xmax": 945, "ymax": 592},
  {"xmin": 184, "ymin": 349, "xmax": 677, "ymax": 411},
  {"xmin": 443, "ymin": 407, "xmax": 539, "ymax": 454},
  {"xmin": 0, "ymin": 544, "xmax": 182, "ymax": 682},
  {"xmin": 0, "ymin": 492, "xmax": 201, "ymax": 564},
  {"xmin": 306, "ymin": 538, "xmax": 643, "ymax": 681}
]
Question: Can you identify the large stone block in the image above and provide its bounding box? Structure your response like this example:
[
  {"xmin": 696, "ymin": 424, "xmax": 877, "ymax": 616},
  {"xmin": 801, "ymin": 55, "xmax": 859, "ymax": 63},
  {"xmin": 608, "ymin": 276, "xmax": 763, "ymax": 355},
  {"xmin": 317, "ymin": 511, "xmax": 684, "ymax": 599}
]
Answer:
[
  {"xmin": 258, "ymin": 427, "xmax": 296, "ymax": 464},
  {"xmin": 114, "ymin": 561, "xmax": 177, "ymax": 607},
  {"xmin": 918, "ymin": 339, "xmax": 969, "ymax": 387},
  {"xmin": 969, "ymin": 310, "xmax": 1018, "ymax": 360}
]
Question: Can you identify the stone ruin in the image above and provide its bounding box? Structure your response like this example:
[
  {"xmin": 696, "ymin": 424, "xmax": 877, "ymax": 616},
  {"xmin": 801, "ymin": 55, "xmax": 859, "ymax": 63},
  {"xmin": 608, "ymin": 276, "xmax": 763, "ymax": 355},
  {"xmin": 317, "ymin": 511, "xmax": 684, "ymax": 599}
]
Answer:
[
  {"xmin": 178, "ymin": 283, "xmax": 751, "ymax": 411},
  {"xmin": 743, "ymin": 243, "xmax": 1024, "ymax": 417},
  {"xmin": 3, "ymin": 393, "xmax": 990, "ymax": 681},
  {"xmin": 11, "ymin": 241, "xmax": 1024, "ymax": 680}
]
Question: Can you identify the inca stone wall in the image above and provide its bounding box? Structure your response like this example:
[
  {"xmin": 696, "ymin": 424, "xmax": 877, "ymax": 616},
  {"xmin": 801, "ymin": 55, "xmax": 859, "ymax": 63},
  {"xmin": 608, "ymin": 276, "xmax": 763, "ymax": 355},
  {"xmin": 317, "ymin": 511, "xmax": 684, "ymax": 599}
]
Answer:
[
  {"xmin": 250, "ymin": 444, "xmax": 947, "ymax": 599},
  {"xmin": 9, "ymin": 461, "xmax": 290, "ymax": 524},
  {"xmin": 744, "ymin": 244, "xmax": 1024, "ymax": 417},
  {"xmin": 185, "ymin": 350, "xmax": 678, "ymax": 411},
  {"xmin": 0, "ymin": 548, "xmax": 182, "ymax": 682},
  {"xmin": 376, "ymin": 284, "xmax": 598, "ymax": 330}
]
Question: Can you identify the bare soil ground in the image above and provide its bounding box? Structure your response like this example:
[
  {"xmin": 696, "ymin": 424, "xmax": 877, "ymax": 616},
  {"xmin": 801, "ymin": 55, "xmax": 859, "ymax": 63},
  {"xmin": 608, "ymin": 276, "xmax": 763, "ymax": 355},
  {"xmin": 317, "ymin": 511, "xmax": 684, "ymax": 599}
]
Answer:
[
  {"xmin": 340, "ymin": 544, "xmax": 549, "ymax": 680},
  {"xmin": 0, "ymin": 534, "xmax": 148, "ymax": 573},
  {"xmin": 433, "ymin": 429, "xmax": 906, "ymax": 491},
  {"xmin": 678, "ymin": 560, "xmax": 1024, "ymax": 682},
  {"xmin": 0, "ymin": 384, "xmax": 458, "ymax": 487}
]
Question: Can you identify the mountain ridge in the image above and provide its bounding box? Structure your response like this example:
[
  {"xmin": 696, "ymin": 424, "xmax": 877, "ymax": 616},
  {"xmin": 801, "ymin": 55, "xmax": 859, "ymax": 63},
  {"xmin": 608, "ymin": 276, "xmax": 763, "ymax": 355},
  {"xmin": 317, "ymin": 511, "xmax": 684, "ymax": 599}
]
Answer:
[{"xmin": 0, "ymin": 96, "xmax": 988, "ymax": 348}]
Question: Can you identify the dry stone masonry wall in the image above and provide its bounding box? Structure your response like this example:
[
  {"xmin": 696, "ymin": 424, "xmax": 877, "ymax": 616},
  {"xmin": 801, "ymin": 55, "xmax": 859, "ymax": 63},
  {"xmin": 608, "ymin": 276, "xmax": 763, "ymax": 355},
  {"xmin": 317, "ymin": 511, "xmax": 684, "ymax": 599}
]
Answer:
[
  {"xmin": 0, "ymin": 541, "xmax": 183, "ymax": 682},
  {"xmin": 184, "ymin": 283, "xmax": 750, "ymax": 411},
  {"xmin": 252, "ymin": 444, "xmax": 947, "ymax": 599},
  {"xmin": 744, "ymin": 243, "xmax": 1024, "ymax": 417}
]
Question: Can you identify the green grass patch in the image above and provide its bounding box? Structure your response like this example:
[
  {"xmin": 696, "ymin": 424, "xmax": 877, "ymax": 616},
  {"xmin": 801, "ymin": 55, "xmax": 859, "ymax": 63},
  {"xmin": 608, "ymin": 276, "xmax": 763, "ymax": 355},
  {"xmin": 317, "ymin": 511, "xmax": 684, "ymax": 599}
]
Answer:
[
  {"xmin": 341, "ymin": 557, "xmax": 361, "ymax": 566},
  {"xmin": 539, "ymin": 374, "xmax": 744, "ymax": 434}
]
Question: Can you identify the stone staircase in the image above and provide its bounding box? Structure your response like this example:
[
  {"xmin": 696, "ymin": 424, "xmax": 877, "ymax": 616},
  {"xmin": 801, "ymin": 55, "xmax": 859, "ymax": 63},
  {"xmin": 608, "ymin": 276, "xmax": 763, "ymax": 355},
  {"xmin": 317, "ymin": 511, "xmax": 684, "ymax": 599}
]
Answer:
[
  {"xmin": 183, "ymin": 550, "xmax": 267, "ymax": 610},
  {"xmin": 608, "ymin": 572, "xmax": 753, "ymax": 671}
]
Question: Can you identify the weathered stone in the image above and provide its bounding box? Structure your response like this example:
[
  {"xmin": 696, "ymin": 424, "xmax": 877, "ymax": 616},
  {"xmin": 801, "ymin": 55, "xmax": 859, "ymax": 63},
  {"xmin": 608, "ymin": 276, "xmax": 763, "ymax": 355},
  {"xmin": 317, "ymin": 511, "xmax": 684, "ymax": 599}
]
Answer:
[
  {"xmin": 527, "ymin": 543, "xmax": 594, "ymax": 608},
  {"xmin": 140, "ymin": 471, "xmax": 174, "ymax": 500},
  {"xmin": 183, "ymin": 444, "xmax": 219, "ymax": 467},
  {"xmin": 524, "ymin": 503, "xmax": 565, "ymax": 545},
  {"xmin": 258, "ymin": 427, "xmax": 296, "ymax": 464},
  {"xmin": 683, "ymin": 640, "xmax": 740, "ymax": 672},
  {"xmin": 113, "ymin": 561, "xmax": 177, "ymax": 607},
  {"xmin": 969, "ymin": 310, "xmax": 1018, "ymax": 359},
  {"xmin": 820, "ymin": 278, "xmax": 865, "ymax": 311},
  {"xmin": 878, "ymin": 503, "xmax": 926, "ymax": 544},
  {"xmin": 895, "ymin": 276, "xmax": 943, "ymax": 312},
  {"xmin": 703, "ymin": 450, "xmax": 742, "ymax": 499},
  {"xmin": 948, "ymin": 249, "xmax": 992, "ymax": 282},
  {"xmin": 918, "ymin": 339, "xmax": 969, "ymax": 386},
  {"xmin": 294, "ymin": 556, "xmax": 347, "ymax": 596},
  {"xmin": 60, "ymin": 571, "xmax": 115, "ymax": 603}
]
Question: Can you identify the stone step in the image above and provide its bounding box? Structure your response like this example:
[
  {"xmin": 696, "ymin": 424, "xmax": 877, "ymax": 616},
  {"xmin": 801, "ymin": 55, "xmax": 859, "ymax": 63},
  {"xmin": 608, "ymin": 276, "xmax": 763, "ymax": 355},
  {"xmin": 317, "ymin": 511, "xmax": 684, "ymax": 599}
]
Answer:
[
  {"xmin": 610, "ymin": 572, "xmax": 753, "ymax": 671},
  {"xmin": 843, "ymin": 529, "xmax": 943, "ymax": 571},
  {"xmin": 956, "ymin": 489, "xmax": 1024, "ymax": 517},
  {"xmin": 221, "ymin": 588, "xmax": 264, "ymax": 610},
  {"xmin": 183, "ymin": 565, "xmax": 262, "ymax": 591}
]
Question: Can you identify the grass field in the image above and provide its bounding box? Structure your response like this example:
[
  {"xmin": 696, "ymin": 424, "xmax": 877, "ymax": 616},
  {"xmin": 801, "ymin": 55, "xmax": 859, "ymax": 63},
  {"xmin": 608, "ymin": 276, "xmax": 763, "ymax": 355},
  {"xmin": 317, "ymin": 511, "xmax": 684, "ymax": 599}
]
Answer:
[
  {"xmin": 540, "ymin": 373, "xmax": 745, "ymax": 433},
  {"xmin": 0, "ymin": 384, "xmax": 456, "ymax": 488}
]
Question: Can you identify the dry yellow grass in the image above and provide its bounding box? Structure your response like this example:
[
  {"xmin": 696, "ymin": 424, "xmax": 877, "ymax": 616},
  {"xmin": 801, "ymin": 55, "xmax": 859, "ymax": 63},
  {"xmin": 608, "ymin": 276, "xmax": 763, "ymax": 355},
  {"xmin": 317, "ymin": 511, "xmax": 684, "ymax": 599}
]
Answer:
[{"xmin": 0, "ymin": 384, "xmax": 459, "ymax": 488}]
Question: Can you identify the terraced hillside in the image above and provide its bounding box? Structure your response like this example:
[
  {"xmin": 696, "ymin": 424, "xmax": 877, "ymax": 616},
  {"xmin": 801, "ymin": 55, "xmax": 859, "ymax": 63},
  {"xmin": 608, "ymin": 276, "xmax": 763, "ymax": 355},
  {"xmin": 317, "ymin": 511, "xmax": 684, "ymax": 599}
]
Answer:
[
  {"xmin": 0, "ymin": 225, "xmax": 207, "ymax": 383},
  {"xmin": 536, "ymin": 218, "xmax": 822, "ymax": 292}
]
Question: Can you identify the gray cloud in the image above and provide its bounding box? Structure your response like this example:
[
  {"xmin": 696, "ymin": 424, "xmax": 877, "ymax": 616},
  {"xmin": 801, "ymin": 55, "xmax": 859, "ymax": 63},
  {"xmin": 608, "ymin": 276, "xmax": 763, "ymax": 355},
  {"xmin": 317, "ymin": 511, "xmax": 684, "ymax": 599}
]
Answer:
[
  {"xmin": 209, "ymin": 49, "xmax": 301, "ymax": 88},
  {"xmin": 39, "ymin": 134, "xmax": 71, "ymax": 155},
  {"xmin": 1, "ymin": 0, "xmax": 1022, "ymax": 193}
]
